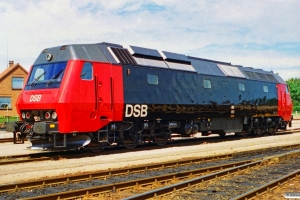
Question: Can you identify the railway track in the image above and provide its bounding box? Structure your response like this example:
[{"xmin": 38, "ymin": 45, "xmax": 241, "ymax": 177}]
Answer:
[
  {"xmin": 0, "ymin": 138, "xmax": 13, "ymax": 143},
  {"xmin": 127, "ymin": 150, "xmax": 300, "ymax": 200},
  {"xmin": 0, "ymin": 128, "xmax": 300, "ymax": 166},
  {"xmin": 1, "ymin": 144, "xmax": 300, "ymax": 199},
  {"xmin": 0, "ymin": 128, "xmax": 300, "ymax": 167},
  {"xmin": 0, "ymin": 137, "xmax": 27, "ymax": 143}
]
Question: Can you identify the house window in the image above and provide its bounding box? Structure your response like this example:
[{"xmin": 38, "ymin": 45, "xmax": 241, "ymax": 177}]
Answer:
[
  {"xmin": 147, "ymin": 74, "xmax": 158, "ymax": 85},
  {"xmin": 203, "ymin": 79, "xmax": 211, "ymax": 89},
  {"xmin": 263, "ymin": 86, "xmax": 268, "ymax": 93},
  {"xmin": 0, "ymin": 97, "xmax": 11, "ymax": 109},
  {"xmin": 12, "ymin": 77, "xmax": 24, "ymax": 89},
  {"xmin": 238, "ymin": 83, "xmax": 245, "ymax": 91},
  {"xmin": 81, "ymin": 62, "xmax": 93, "ymax": 80}
]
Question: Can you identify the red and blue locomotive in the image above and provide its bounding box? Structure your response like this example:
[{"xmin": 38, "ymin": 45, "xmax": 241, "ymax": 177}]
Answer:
[{"xmin": 6, "ymin": 42, "xmax": 293, "ymax": 151}]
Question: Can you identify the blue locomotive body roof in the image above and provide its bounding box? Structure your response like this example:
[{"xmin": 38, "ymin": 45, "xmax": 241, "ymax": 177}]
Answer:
[{"xmin": 33, "ymin": 42, "xmax": 285, "ymax": 84}]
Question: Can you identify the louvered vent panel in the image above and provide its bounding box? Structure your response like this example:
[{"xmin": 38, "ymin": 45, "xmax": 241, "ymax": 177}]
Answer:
[
  {"xmin": 256, "ymin": 73, "xmax": 270, "ymax": 81},
  {"xmin": 265, "ymin": 74, "xmax": 278, "ymax": 82},
  {"xmin": 110, "ymin": 47, "xmax": 137, "ymax": 65},
  {"xmin": 244, "ymin": 71, "xmax": 259, "ymax": 80}
]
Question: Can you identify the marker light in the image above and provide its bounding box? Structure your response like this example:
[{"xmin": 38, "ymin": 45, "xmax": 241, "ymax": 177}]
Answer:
[
  {"xmin": 45, "ymin": 112, "xmax": 51, "ymax": 119},
  {"xmin": 25, "ymin": 112, "xmax": 31, "ymax": 119},
  {"xmin": 51, "ymin": 112, "xmax": 57, "ymax": 120},
  {"xmin": 22, "ymin": 112, "xmax": 26, "ymax": 119}
]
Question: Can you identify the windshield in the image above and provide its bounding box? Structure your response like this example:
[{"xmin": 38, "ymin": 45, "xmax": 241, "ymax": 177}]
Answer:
[{"xmin": 25, "ymin": 62, "xmax": 67, "ymax": 90}]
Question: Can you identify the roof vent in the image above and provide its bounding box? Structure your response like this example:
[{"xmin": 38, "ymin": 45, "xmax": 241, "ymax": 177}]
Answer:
[{"xmin": 108, "ymin": 47, "xmax": 137, "ymax": 65}]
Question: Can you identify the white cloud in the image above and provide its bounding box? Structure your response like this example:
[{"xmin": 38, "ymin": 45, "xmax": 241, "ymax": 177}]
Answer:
[{"xmin": 0, "ymin": 0, "xmax": 299, "ymax": 80}]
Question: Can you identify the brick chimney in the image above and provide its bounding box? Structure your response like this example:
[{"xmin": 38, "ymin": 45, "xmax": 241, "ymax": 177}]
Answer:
[{"xmin": 9, "ymin": 61, "xmax": 14, "ymax": 68}]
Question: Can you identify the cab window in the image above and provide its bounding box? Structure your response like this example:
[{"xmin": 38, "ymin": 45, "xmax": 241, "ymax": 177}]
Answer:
[{"xmin": 81, "ymin": 62, "xmax": 93, "ymax": 80}]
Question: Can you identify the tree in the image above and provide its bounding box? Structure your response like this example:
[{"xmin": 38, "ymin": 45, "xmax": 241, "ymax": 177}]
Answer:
[{"xmin": 286, "ymin": 78, "xmax": 300, "ymax": 111}]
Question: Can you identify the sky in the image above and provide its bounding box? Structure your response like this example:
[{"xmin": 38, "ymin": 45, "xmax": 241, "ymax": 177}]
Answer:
[{"xmin": 0, "ymin": 0, "xmax": 299, "ymax": 80}]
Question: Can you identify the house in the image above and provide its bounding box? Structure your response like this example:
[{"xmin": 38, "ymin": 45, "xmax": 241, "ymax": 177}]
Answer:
[{"xmin": 0, "ymin": 61, "xmax": 28, "ymax": 118}]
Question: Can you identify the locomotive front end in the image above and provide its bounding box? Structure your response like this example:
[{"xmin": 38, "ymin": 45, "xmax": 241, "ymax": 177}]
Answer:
[{"xmin": 6, "ymin": 47, "xmax": 92, "ymax": 150}]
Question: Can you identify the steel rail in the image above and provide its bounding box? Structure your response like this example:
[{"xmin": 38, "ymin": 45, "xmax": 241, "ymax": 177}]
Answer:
[
  {"xmin": 123, "ymin": 161, "xmax": 262, "ymax": 200},
  {"xmin": 232, "ymin": 169, "xmax": 300, "ymax": 200},
  {"xmin": 15, "ymin": 150, "xmax": 300, "ymax": 200},
  {"xmin": 0, "ymin": 154, "xmax": 232, "ymax": 193},
  {"xmin": 0, "ymin": 153, "xmax": 61, "ymax": 166},
  {"xmin": 1, "ymin": 142, "xmax": 300, "ymax": 193},
  {"xmin": 21, "ymin": 159, "xmax": 255, "ymax": 200},
  {"xmin": 0, "ymin": 138, "xmax": 13, "ymax": 143},
  {"xmin": 1, "ymin": 137, "xmax": 300, "ymax": 199},
  {"xmin": 0, "ymin": 127, "xmax": 299, "ymax": 165},
  {"xmin": 124, "ymin": 149, "xmax": 300, "ymax": 200}
]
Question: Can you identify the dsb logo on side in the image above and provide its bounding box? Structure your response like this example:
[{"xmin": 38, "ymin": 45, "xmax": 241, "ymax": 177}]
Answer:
[{"xmin": 125, "ymin": 104, "xmax": 148, "ymax": 117}]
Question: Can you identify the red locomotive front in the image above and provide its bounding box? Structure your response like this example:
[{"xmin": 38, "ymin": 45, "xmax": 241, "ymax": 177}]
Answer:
[{"xmin": 7, "ymin": 44, "xmax": 124, "ymax": 150}]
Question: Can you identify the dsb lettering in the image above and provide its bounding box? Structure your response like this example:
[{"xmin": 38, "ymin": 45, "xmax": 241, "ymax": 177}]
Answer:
[
  {"xmin": 125, "ymin": 104, "xmax": 148, "ymax": 117},
  {"xmin": 29, "ymin": 95, "xmax": 42, "ymax": 102}
]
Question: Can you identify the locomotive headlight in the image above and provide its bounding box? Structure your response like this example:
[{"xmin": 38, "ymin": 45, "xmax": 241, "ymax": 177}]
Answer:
[
  {"xmin": 45, "ymin": 112, "xmax": 51, "ymax": 119},
  {"xmin": 51, "ymin": 112, "xmax": 57, "ymax": 120},
  {"xmin": 22, "ymin": 112, "xmax": 26, "ymax": 119},
  {"xmin": 25, "ymin": 112, "xmax": 31, "ymax": 119}
]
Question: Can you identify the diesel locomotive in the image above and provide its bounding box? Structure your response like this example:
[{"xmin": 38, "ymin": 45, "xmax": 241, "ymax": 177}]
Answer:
[{"xmin": 6, "ymin": 42, "xmax": 293, "ymax": 151}]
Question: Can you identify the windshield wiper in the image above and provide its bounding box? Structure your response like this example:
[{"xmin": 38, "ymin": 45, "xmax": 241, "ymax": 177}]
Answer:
[
  {"xmin": 47, "ymin": 69, "xmax": 64, "ymax": 87},
  {"xmin": 30, "ymin": 72, "xmax": 46, "ymax": 87}
]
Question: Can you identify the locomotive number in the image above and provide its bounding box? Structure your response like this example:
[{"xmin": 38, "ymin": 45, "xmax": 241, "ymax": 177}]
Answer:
[
  {"xmin": 29, "ymin": 95, "xmax": 42, "ymax": 102},
  {"xmin": 125, "ymin": 104, "xmax": 148, "ymax": 117}
]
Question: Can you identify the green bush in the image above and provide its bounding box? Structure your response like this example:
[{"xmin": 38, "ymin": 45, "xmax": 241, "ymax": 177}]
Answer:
[
  {"xmin": 293, "ymin": 105, "xmax": 300, "ymax": 117},
  {"xmin": 293, "ymin": 105, "xmax": 300, "ymax": 112},
  {"xmin": 0, "ymin": 116, "xmax": 19, "ymax": 124}
]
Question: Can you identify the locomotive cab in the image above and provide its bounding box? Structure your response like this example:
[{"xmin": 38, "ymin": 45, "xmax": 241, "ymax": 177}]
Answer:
[{"xmin": 8, "ymin": 60, "xmax": 92, "ymax": 149}]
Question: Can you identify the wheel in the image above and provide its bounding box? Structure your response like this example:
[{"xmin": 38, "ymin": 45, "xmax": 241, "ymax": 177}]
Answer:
[
  {"xmin": 154, "ymin": 136, "xmax": 167, "ymax": 146},
  {"xmin": 122, "ymin": 134, "xmax": 137, "ymax": 149},
  {"xmin": 154, "ymin": 129, "xmax": 170, "ymax": 146},
  {"xmin": 254, "ymin": 128, "xmax": 263, "ymax": 135},
  {"xmin": 122, "ymin": 139, "xmax": 137, "ymax": 149},
  {"xmin": 87, "ymin": 141, "xmax": 106, "ymax": 152},
  {"xmin": 235, "ymin": 130, "xmax": 250, "ymax": 137},
  {"xmin": 218, "ymin": 133, "xmax": 226, "ymax": 137}
]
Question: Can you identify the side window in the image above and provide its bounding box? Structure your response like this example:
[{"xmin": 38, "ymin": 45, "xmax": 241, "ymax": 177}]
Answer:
[
  {"xmin": 12, "ymin": 77, "xmax": 24, "ymax": 89},
  {"xmin": 203, "ymin": 79, "xmax": 211, "ymax": 89},
  {"xmin": 81, "ymin": 62, "xmax": 93, "ymax": 80},
  {"xmin": 238, "ymin": 83, "xmax": 245, "ymax": 91},
  {"xmin": 263, "ymin": 86, "xmax": 268, "ymax": 93},
  {"xmin": 147, "ymin": 74, "xmax": 158, "ymax": 85}
]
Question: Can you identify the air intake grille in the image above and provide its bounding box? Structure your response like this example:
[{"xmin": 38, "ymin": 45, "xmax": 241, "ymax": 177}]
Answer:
[
  {"xmin": 243, "ymin": 71, "xmax": 259, "ymax": 80},
  {"xmin": 265, "ymin": 74, "xmax": 278, "ymax": 82},
  {"xmin": 256, "ymin": 73, "xmax": 269, "ymax": 81},
  {"xmin": 109, "ymin": 47, "xmax": 137, "ymax": 65}
]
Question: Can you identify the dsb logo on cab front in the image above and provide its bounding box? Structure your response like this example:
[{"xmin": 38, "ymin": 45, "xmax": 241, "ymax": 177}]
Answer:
[{"xmin": 29, "ymin": 95, "xmax": 42, "ymax": 102}]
